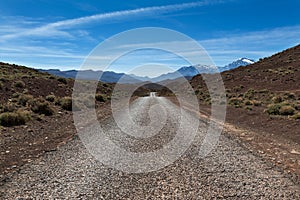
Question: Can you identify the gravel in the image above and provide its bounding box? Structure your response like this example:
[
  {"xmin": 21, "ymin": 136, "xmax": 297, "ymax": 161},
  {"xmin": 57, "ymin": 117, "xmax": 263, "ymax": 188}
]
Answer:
[{"xmin": 1, "ymin": 97, "xmax": 299, "ymax": 199}]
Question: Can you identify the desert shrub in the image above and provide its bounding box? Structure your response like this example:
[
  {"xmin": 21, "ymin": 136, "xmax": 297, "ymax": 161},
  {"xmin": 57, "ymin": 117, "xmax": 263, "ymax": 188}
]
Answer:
[
  {"xmin": 0, "ymin": 111, "xmax": 31, "ymax": 127},
  {"xmin": 243, "ymin": 88, "xmax": 255, "ymax": 99},
  {"xmin": 57, "ymin": 77, "xmax": 67, "ymax": 84},
  {"xmin": 18, "ymin": 94, "xmax": 33, "ymax": 106},
  {"xmin": 0, "ymin": 82, "xmax": 3, "ymax": 90},
  {"xmin": 228, "ymin": 97, "xmax": 243, "ymax": 108},
  {"xmin": 1, "ymin": 103, "xmax": 17, "ymax": 113},
  {"xmin": 60, "ymin": 97, "xmax": 72, "ymax": 111},
  {"xmin": 272, "ymin": 95, "xmax": 283, "ymax": 103},
  {"xmin": 246, "ymin": 106, "xmax": 252, "ymax": 111},
  {"xmin": 95, "ymin": 94, "xmax": 106, "ymax": 102},
  {"xmin": 29, "ymin": 98, "xmax": 54, "ymax": 116},
  {"xmin": 294, "ymin": 103, "xmax": 300, "ymax": 111},
  {"xmin": 293, "ymin": 113, "xmax": 300, "ymax": 119},
  {"xmin": 48, "ymin": 76, "xmax": 55, "ymax": 79},
  {"xmin": 23, "ymin": 89, "xmax": 29, "ymax": 94},
  {"xmin": 266, "ymin": 104, "xmax": 281, "ymax": 115},
  {"xmin": 0, "ymin": 77, "xmax": 8, "ymax": 82},
  {"xmin": 14, "ymin": 80, "xmax": 25, "ymax": 88},
  {"xmin": 279, "ymin": 105, "xmax": 295, "ymax": 115},
  {"xmin": 252, "ymin": 100, "xmax": 262, "ymax": 106},
  {"xmin": 46, "ymin": 94, "xmax": 56, "ymax": 102},
  {"xmin": 204, "ymin": 97, "xmax": 211, "ymax": 105},
  {"xmin": 21, "ymin": 74, "xmax": 30, "ymax": 79},
  {"xmin": 233, "ymin": 85, "xmax": 243, "ymax": 92},
  {"xmin": 258, "ymin": 89, "xmax": 269, "ymax": 93},
  {"xmin": 244, "ymin": 100, "xmax": 253, "ymax": 106},
  {"xmin": 12, "ymin": 92, "xmax": 21, "ymax": 99},
  {"xmin": 284, "ymin": 92, "xmax": 296, "ymax": 100}
]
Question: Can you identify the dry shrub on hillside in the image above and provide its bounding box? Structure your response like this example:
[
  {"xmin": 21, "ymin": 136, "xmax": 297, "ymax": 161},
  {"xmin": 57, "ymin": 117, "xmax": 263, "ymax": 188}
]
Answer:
[{"xmin": 0, "ymin": 110, "xmax": 31, "ymax": 127}]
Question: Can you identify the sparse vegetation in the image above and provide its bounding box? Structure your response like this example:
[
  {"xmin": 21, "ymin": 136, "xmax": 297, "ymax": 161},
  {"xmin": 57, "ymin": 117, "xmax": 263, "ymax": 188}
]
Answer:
[
  {"xmin": 46, "ymin": 94, "xmax": 56, "ymax": 102},
  {"xmin": 279, "ymin": 105, "xmax": 295, "ymax": 115},
  {"xmin": 252, "ymin": 100, "xmax": 262, "ymax": 106},
  {"xmin": 293, "ymin": 113, "xmax": 300, "ymax": 119},
  {"xmin": 17, "ymin": 94, "xmax": 33, "ymax": 106},
  {"xmin": 266, "ymin": 103, "xmax": 282, "ymax": 115},
  {"xmin": 243, "ymin": 88, "xmax": 255, "ymax": 99},
  {"xmin": 272, "ymin": 96, "xmax": 283, "ymax": 103},
  {"xmin": 14, "ymin": 80, "xmax": 25, "ymax": 88},
  {"xmin": 1, "ymin": 103, "xmax": 17, "ymax": 113},
  {"xmin": 95, "ymin": 94, "xmax": 106, "ymax": 102},
  {"xmin": 29, "ymin": 98, "xmax": 54, "ymax": 116},
  {"xmin": 60, "ymin": 97, "xmax": 73, "ymax": 111},
  {"xmin": 0, "ymin": 110, "xmax": 31, "ymax": 127},
  {"xmin": 229, "ymin": 97, "xmax": 243, "ymax": 108},
  {"xmin": 57, "ymin": 77, "xmax": 67, "ymax": 84}
]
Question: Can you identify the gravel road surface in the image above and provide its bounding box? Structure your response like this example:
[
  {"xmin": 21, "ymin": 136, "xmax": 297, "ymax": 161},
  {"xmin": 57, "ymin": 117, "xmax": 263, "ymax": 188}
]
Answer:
[{"xmin": 1, "ymin": 96, "xmax": 299, "ymax": 199}]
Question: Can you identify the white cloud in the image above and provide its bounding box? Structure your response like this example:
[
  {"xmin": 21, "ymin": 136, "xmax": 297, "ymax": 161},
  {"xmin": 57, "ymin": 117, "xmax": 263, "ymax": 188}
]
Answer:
[{"xmin": 0, "ymin": 1, "xmax": 218, "ymax": 40}]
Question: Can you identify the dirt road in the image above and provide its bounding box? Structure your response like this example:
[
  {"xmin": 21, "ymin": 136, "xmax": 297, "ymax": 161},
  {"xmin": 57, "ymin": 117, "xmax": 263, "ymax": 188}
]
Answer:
[{"xmin": 1, "ymin": 96, "xmax": 299, "ymax": 199}]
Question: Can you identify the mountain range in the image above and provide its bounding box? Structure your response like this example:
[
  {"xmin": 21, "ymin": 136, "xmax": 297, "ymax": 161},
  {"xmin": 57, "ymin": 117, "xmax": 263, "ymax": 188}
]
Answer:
[{"xmin": 39, "ymin": 58, "xmax": 255, "ymax": 84}]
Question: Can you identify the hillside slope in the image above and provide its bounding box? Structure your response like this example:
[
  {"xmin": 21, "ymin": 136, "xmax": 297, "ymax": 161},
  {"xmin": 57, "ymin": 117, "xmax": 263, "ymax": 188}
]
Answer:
[
  {"xmin": 160, "ymin": 44, "xmax": 300, "ymax": 181},
  {"xmin": 0, "ymin": 62, "xmax": 113, "ymax": 179}
]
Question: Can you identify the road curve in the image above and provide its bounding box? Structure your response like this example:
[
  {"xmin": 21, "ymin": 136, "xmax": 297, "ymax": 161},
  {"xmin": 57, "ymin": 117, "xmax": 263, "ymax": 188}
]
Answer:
[{"xmin": 1, "ymin": 96, "xmax": 299, "ymax": 199}]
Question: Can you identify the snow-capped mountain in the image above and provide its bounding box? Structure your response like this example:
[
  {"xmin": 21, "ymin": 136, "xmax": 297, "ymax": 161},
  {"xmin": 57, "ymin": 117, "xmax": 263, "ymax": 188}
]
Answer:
[
  {"xmin": 151, "ymin": 64, "xmax": 215, "ymax": 82},
  {"xmin": 40, "ymin": 58, "xmax": 255, "ymax": 83},
  {"xmin": 220, "ymin": 58, "xmax": 255, "ymax": 72}
]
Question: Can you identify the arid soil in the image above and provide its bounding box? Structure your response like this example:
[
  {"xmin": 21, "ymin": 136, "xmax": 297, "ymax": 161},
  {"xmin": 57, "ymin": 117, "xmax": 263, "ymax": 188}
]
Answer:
[
  {"xmin": 0, "ymin": 62, "xmax": 113, "ymax": 181},
  {"xmin": 161, "ymin": 44, "xmax": 300, "ymax": 182}
]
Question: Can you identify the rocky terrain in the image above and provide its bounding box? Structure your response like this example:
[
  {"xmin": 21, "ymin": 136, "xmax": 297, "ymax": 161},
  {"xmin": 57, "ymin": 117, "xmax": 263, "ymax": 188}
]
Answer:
[
  {"xmin": 1, "ymin": 96, "xmax": 299, "ymax": 199},
  {"xmin": 160, "ymin": 44, "xmax": 300, "ymax": 182}
]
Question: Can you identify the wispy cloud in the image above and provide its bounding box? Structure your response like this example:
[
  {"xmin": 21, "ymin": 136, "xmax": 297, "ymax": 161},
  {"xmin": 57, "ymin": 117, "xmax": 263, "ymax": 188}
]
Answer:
[
  {"xmin": 103, "ymin": 25, "xmax": 300, "ymax": 66},
  {"xmin": 1, "ymin": 1, "xmax": 219, "ymax": 40}
]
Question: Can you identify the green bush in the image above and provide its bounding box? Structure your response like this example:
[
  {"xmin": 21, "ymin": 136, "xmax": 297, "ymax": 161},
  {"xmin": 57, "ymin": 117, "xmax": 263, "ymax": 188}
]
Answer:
[
  {"xmin": 266, "ymin": 104, "xmax": 281, "ymax": 115},
  {"xmin": 18, "ymin": 94, "xmax": 33, "ymax": 106},
  {"xmin": 243, "ymin": 88, "xmax": 255, "ymax": 99},
  {"xmin": 1, "ymin": 103, "xmax": 17, "ymax": 113},
  {"xmin": 272, "ymin": 96, "xmax": 283, "ymax": 103},
  {"xmin": 14, "ymin": 80, "xmax": 25, "ymax": 88},
  {"xmin": 295, "ymin": 103, "xmax": 300, "ymax": 111},
  {"xmin": 279, "ymin": 105, "xmax": 295, "ymax": 115},
  {"xmin": 46, "ymin": 94, "xmax": 56, "ymax": 102},
  {"xmin": 252, "ymin": 100, "xmax": 262, "ymax": 106},
  {"xmin": 228, "ymin": 97, "xmax": 243, "ymax": 108},
  {"xmin": 29, "ymin": 98, "xmax": 54, "ymax": 116},
  {"xmin": 284, "ymin": 92, "xmax": 296, "ymax": 100},
  {"xmin": 246, "ymin": 106, "xmax": 252, "ymax": 111},
  {"xmin": 57, "ymin": 77, "xmax": 67, "ymax": 84},
  {"xmin": 0, "ymin": 111, "xmax": 31, "ymax": 127},
  {"xmin": 244, "ymin": 100, "xmax": 253, "ymax": 106},
  {"xmin": 258, "ymin": 89, "xmax": 269, "ymax": 93},
  {"xmin": 95, "ymin": 94, "xmax": 106, "ymax": 102},
  {"xmin": 292, "ymin": 113, "xmax": 300, "ymax": 119},
  {"xmin": 60, "ymin": 97, "xmax": 72, "ymax": 111}
]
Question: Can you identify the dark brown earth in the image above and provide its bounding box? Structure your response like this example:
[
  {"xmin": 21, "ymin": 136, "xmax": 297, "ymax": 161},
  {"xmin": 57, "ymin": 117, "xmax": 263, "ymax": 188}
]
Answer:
[
  {"xmin": 161, "ymin": 44, "xmax": 300, "ymax": 182},
  {"xmin": 0, "ymin": 62, "xmax": 113, "ymax": 181}
]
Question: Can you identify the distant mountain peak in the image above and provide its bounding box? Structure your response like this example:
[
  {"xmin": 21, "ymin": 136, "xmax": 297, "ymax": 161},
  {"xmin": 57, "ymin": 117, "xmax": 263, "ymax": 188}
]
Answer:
[
  {"xmin": 239, "ymin": 58, "xmax": 255, "ymax": 64},
  {"xmin": 221, "ymin": 58, "xmax": 255, "ymax": 72}
]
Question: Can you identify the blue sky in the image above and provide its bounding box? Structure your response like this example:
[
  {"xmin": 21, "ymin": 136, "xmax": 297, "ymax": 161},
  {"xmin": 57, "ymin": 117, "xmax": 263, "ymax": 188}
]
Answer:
[{"xmin": 0, "ymin": 0, "xmax": 300, "ymax": 76}]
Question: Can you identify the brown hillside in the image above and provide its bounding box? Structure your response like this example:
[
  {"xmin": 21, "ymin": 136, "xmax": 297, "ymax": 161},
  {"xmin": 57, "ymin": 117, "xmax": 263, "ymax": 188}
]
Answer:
[
  {"xmin": 0, "ymin": 62, "xmax": 113, "ymax": 179},
  {"xmin": 187, "ymin": 44, "xmax": 300, "ymax": 181}
]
